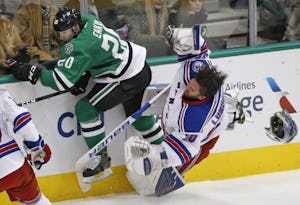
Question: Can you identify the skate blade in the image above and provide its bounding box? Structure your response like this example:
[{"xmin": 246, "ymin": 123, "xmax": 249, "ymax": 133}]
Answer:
[{"xmin": 82, "ymin": 168, "xmax": 113, "ymax": 184}]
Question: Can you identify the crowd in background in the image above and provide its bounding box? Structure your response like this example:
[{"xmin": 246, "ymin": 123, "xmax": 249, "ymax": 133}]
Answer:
[{"xmin": 0, "ymin": 0, "xmax": 300, "ymax": 75}]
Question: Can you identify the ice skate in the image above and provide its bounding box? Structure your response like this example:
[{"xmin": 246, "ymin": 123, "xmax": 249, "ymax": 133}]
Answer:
[{"xmin": 82, "ymin": 153, "xmax": 112, "ymax": 183}]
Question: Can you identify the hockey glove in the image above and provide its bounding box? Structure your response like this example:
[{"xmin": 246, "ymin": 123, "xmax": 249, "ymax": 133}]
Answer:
[
  {"xmin": 24, "ymin": 135, "xmax": 52, "ymax": 170},
  {"xmin": 10, "ymin": 63, "xmax": 44, "ymax": 84},
  {"xmin": 14, "ymin": 46, "xmax": 31, "ymax": 63},
  {"xmin": 70, "ymin": 71, "xmax": 91, "ymax": 95}
]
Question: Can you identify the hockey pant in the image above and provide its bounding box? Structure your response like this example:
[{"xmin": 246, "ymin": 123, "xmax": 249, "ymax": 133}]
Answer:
[
  {"xmin": 0, "ymin": 160, "xmax": 52, "ymax": 204},
  {"xmin": 75, "ymin": 63, "xmax": 164, "ymax": 154}
]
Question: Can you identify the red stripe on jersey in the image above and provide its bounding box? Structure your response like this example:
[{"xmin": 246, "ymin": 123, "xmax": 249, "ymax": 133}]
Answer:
[
  {"xmin": 15, "ymin": 113, "xmax": 31, "ymax": 127},
  {"xmin": 166, "ymin": 135, "xmax": 190, "ymax": 163},
  {"xmin": 0, "ymin": 143, "xmax": 18, "ymax": 154}
]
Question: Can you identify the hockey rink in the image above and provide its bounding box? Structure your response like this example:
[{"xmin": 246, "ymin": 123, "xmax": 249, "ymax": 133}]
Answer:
[{"xmin": 53, "ymin": 169, "xmax": 300, "ymax": 205}]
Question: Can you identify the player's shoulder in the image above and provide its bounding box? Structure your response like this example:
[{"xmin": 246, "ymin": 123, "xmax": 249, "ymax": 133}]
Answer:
[{"xmin": 186, "ymin": 59, "xmax": 209, "ymax": 74}]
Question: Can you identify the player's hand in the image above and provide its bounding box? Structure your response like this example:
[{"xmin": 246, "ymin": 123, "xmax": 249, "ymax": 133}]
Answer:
[
  {"xmin": 10, "ymin": 63, "xmax": 43, "ymax": 84},
  {"xmin": 14, "ymin": 45, "xmax": 31, "ymax": 63},
  {"xmin": 24, "ymin": 136, "xmax": 52, "ymax": 170},
  {"xmin": 0, "ymin": 59, "xmax": 11, "ymax": 68},
  {"xmin": 70, "ymin": 71, "xmax": 91, "ymax": 95}
]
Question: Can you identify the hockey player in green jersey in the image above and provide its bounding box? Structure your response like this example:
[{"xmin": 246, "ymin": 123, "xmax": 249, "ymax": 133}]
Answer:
[{"xmin": 10, "ymin": 7, "xmax": 164, "ymax": 182}]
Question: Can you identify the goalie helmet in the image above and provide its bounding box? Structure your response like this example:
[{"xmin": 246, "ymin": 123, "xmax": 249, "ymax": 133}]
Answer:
[
  {"xmin": 265, "ymin": 109, "xmax": 298, "ymax": 143},
  {"xmin": 53, "ymin": 7, "xmax": 81, "ymax": 31},
  {"xmin": 165, "ymin": 24, "xmax": 208, "ymax": 57}
]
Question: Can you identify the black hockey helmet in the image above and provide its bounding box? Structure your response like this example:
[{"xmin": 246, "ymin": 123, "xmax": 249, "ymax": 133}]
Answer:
[{"xmin": 53, "ymin": 7, "xmax": 81, "ymax": 31}]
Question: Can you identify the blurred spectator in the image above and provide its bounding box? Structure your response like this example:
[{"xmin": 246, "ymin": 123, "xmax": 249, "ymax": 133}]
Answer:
[
  {"xmin": 91, "ymin": 0, "xmax": 129, "ymax": 40},
  {"xmin": 13, "ymin": 0, "xmax": 61, "ymax": 63},
  {"xmin": 169, "ymin": 0, "xmax": 208, "ymax": 27},
  {"xmin": 258, "ymin": 0, "xmax": 288, "ymax": 41},
  {"xmin": 169, "ymin": 0, "xmax": 226, "ymax": 51},
  {"xmin": 0, "ymin": 8, "xmax": 29, "ymax": 75},
  {"xmin": 0, "ymin": 59, "xmax": 14, "ymax": 75},
  {"xmin": 63, "ymin": 0, "xmax": 129, "ymax": 40},
  {"xmin": 283, "ymin": 0, "xmax": 300, "ymax": 41},
  {"xmin": 123, "ymin": 0, "xmax": 171, "ymax": 57},
  {"xmin": 0, "ymin": 0, "xmax": 25, "ymax": 19}
]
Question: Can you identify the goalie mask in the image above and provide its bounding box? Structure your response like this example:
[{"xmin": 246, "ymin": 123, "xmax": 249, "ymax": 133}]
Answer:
[
  {"xmin": 166, "ymin": 24, "xmax": 209, "ymax": 59},
  {"xmin": 265, "ymin": 109, "xmax": 298, "ymax": 143},
  {"xmin": 53, "ymin": 7, "xmax": 81, "ymax": 31}
]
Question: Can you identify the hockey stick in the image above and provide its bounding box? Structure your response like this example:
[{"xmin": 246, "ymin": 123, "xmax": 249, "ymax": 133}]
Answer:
[
  {"xmin": 17, "ymin": 90, "xmax": 70, "ymax": 106},
  {"xmin": 75, "ymin": 84, "xmax": 171, "ymax": 192}
]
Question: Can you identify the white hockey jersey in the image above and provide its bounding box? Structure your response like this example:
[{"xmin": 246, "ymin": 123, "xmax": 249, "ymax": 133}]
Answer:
[
  {"xmin": 0, "ymin": 89, "xmax": 40, "ymax": 178},
  {"xmin": 161, "ymin": 59, "xmax": 229, "ymax": 167}
]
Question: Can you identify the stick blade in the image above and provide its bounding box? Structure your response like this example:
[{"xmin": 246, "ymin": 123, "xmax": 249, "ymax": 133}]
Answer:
[
  {"xmin": 75, "ymin": 171, "xmax": 91, "ymax": 192},
  {"xmin": 75, "ymin": 158, "xmax": 91, "ymax": 192}
]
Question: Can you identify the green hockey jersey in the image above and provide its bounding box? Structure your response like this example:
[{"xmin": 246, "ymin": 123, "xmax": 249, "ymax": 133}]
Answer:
[{"xmin": 40, "ymin": 15, "xmax": 146, "ymax": 91}]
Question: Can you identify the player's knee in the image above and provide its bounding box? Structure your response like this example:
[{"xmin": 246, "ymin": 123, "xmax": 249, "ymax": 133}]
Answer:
[
  {"xmin": 75, "ymin": 98, "xmax": 98, "ymax": 122},
  {"xmin": 133, "ymin": 116, "xmax": 164, "ymax": 144}
]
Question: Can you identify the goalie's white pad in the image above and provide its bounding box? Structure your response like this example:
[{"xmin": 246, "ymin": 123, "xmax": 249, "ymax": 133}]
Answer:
[
  {"xmin": 126, "ymin": 166, "xmax": 185, "ymax": 196},
  {"xmin": 125, "ymin": 136, "xmax": 167, "ymax": 175}
]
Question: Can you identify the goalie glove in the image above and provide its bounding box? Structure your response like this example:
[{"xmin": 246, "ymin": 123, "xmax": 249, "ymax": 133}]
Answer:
[
  {"xmin": 24, "ymin": 135, "xmax": 52, "ymax": 170},
  {"xmin": 125, "ymin": 136, "xmax": 168, "ymax": 175},
  {"xmin": 10, "ymin": 63, "xmax": 44, "ymax": 84},
  {"xmin": 129, "ymin": 136, "xmax": 151, "ymax": 158}
]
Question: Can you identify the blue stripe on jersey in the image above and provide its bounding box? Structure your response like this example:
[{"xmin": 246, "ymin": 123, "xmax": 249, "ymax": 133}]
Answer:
[
  {"xmin": 0, "ymin": 140, "xmax": 20, "ymax": 158},
  {"xmin": 207, "ymin": 90, "xmax": 222, "ymax": 121},
  {"xmin": 13, "ymin": 112, "xmax": 32, "ymax": 133},
  {"xmin": 165, "ymin": 134, "xmax": 192, "ymax": 164}
]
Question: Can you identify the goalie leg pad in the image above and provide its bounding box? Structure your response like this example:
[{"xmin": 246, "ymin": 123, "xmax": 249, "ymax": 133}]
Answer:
[{"xmin": 126, "ymin": 167, "xmax": 185, "ymax": 196}]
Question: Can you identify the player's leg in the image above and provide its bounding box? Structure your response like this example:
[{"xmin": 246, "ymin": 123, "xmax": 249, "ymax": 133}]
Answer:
[
  {"xmin": 3, "ymin": 160, "xmax": 51, "ymax": 204},
  {"xmin": 75, "ymin": 97, "xmax": 110, "ymax": 178},
  {"xmin": 177, "ymin": 136, "xmax": 219, "ymax": 174},
  {"xmin": 122, "ymin": 63, "xmax": 165, "ymax": 145},
  {"xmin": 78, "ymin": 69, "xmax": 150, "ymax": 178}
]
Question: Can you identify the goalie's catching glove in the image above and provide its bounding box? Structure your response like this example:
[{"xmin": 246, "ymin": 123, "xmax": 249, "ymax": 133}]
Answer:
[
  {"xmin": 10, "ymin": 63, "xmax": 44, "ymax": 84},
  {"xmin": 24, "ymin": 135, "xmax": 52, "ymax": 170}
]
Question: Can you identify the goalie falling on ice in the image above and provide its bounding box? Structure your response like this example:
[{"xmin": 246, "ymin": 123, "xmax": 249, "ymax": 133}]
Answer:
[{"xmin": 124, "ymin": 25, "xmax": 246, "ymax": 196}]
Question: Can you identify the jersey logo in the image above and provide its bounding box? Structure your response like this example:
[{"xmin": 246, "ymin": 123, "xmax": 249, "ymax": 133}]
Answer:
[
  {"xmin": 191, "ymin": 60, "xmax": 208, "ymax": 73},
  {"xmin": 64, "ymin": 43, "xmax": 74, "ymax": 55}
]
